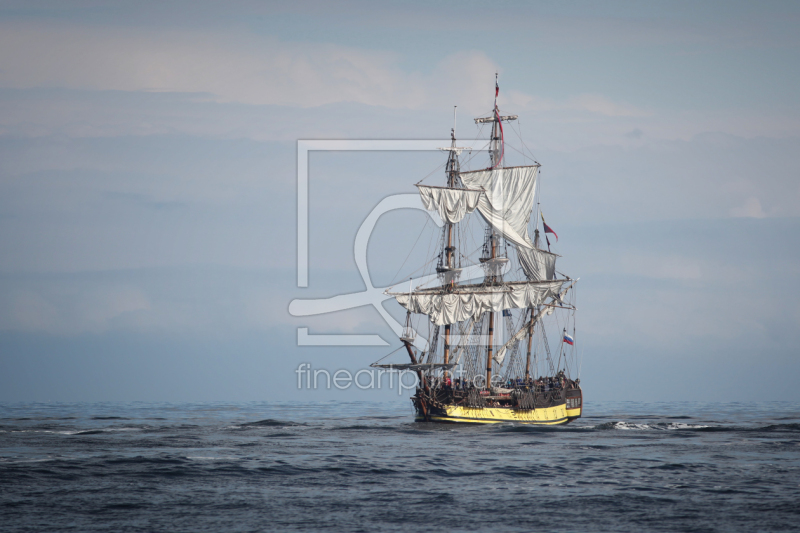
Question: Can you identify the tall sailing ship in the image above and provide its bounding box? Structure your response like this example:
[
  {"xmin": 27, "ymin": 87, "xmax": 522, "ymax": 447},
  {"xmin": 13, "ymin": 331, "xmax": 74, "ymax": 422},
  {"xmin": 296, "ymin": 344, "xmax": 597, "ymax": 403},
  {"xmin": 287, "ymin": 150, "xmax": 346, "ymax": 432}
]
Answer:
[{"xmin": 374, "ymin": 78, "xmax": 582, "ymax": 424}]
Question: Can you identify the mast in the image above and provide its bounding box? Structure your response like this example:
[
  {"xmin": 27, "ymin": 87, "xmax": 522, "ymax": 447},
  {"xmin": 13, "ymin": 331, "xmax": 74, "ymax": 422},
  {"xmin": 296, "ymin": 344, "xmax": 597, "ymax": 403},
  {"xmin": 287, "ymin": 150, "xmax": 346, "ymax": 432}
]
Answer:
[
  {"xmin": 474, "ymin": 73, "xmax": 517, "ymax": 168},
  {"xmin": 485, "ymin": 75, "xmax": 504, "ymax": 389},
  {"xmin": 442, "ymin": 108, "xmax": 460, "ymax": 377},
  {"xmin": 399, "ymin": 307, "xmax": 432, "ymax": 420},
  {"xmin": 486, "ymin": 232, "xmax": 496, "ymax": 389},
  {"xmin": 490, "ymin": 73, "xmax": 502, "ymax": 168},
  {"xmin": 483, "ymin": 75, "xmax": 499, "ymax": 389},
  {"xmin": 525, "ymin": 307, "xmax": 534, "ymax": 380}
]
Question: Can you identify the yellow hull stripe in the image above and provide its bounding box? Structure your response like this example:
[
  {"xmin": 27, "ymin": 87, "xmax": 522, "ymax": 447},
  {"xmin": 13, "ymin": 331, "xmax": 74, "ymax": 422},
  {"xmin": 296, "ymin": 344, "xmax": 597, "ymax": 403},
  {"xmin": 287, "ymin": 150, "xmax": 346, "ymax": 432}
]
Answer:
[{"xmin": 417, "ymin": 404, "xmax": 572, "ymax": 425}]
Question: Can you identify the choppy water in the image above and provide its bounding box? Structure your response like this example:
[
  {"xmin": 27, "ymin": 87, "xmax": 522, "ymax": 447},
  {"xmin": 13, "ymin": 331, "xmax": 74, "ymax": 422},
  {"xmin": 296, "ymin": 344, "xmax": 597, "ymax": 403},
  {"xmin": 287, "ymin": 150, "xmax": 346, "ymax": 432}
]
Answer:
[{"xmin": 1, "ymin": 401, "xmax": 799, "ymax": 532}]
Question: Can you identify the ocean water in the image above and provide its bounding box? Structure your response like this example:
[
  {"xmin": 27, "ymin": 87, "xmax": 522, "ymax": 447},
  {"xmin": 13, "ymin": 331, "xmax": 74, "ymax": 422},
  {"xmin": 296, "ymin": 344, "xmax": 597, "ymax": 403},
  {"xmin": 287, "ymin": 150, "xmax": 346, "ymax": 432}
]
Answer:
[{"xmin": 1, "ymin": 401, "xmax": 799, "ymax": 532}]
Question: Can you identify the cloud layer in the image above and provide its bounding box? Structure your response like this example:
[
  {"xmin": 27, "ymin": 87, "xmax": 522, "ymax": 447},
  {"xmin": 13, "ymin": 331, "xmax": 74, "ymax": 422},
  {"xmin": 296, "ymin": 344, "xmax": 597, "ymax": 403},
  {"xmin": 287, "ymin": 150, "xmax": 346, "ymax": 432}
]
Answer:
[{"xmin": 0, "ymin": 2, "xmax": 798, "ymax": 401}]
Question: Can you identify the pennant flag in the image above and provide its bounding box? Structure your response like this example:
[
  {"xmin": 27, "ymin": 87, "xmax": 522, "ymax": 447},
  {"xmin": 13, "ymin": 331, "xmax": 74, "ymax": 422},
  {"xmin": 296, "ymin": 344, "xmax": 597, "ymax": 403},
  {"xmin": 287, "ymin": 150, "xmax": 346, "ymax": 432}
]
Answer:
[
  {"xmin": 563, "ymin": 334, "xmax": 574, "ymax": 345},
  {"xmin": 541, "ymin": 213, "xmax": 558, "ymax": 242}
]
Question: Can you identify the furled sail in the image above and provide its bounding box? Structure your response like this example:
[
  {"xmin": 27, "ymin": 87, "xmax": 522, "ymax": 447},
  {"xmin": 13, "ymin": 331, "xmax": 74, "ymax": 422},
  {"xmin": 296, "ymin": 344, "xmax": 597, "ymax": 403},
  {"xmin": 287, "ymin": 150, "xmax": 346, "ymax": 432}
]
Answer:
[
  {"xmin": 417, "ymin": 185, "xmax": 482, "ymax": 224},
  {"xmin": 390, "ymin": 280, "xmax": 565, "ymax": 326},
  {"xmin": 493, "ymin": 280, "xmax": 576, "ymax": 364},
  {"xmin": 517, "ymin": 246, "xmax": 557, "ymax": 281},
  {"xmin": 494, "ymin": 316, "xmax": 532, "ymax": 365},
  {"xmin": 493, "ymin": 307, "xmax": 551, "ymax": 365},
  {"xmin": 459, "ymin": 165, "xmax": 538, "ymax": 249}
]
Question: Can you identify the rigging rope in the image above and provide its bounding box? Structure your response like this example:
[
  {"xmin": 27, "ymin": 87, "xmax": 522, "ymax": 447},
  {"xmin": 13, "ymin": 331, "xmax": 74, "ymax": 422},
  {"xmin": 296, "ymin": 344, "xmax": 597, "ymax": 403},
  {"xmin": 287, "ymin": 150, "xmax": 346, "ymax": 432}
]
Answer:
[
  {"xmin": 388, "ymin": 217, "xmax": 431, "ymax": 287},
  {"xmin": 489, "ymin": 106, "xmax": 505, "ymax": 170},
  {"xmin": 372, "ymin": 345, "xmax": 405, "ymax": 365}
]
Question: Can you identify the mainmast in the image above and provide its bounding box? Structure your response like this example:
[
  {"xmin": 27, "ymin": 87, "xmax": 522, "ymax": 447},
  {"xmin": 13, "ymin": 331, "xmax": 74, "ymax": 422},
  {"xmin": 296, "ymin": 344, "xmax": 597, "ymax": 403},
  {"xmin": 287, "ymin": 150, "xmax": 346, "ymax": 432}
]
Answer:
[
  {"xmin": 475, "ymin": 73, "xmax": 517, "ymax": 170},
  {"xmin": 479, "ymin": 75, "xmax": 518, "ymax": 389},
  {"xmin": 490, "ymin": 73, "xmax": 502, "ymax": 168},
  {"xmin": 486, "ymin": 233, "xmax": 496, "ymax": 388},
  {"xmin": 525, "ymin": 307, "xmax": 534, "ymax": 380}
]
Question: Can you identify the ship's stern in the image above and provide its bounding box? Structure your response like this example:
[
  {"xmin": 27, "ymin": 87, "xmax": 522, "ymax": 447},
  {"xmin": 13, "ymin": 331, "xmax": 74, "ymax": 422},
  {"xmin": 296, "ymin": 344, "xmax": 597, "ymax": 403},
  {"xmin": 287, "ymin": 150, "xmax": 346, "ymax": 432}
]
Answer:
[{"xmin": 565, "ymin": 386, "xmax": 583, "ymax": 421}]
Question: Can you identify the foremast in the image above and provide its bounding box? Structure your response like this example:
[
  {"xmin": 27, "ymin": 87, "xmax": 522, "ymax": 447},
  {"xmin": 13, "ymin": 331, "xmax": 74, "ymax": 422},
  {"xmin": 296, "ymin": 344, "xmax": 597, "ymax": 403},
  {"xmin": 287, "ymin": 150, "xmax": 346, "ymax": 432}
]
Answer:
[{"xmin": 441, "ymin": 114, "xmax": 461, "ymax": 376}]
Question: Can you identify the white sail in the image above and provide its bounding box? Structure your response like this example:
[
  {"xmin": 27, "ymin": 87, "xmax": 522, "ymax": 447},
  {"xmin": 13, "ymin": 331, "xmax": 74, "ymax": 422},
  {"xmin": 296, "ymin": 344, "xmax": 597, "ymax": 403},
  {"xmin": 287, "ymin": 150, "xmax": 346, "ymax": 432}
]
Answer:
[
  {"xmin": 417, "ymin": 185, "xmax": 482, "ymax": 224},
  {"xmin": 517, "ymin": 246, "xmax": 557, "ymax": 281},
  {"xmin": 391, "ymin": 280, "xmax": 565, "ymax": 326},
  {"xmin": 493, "ymin": 280, "xmax": 576, "ymax": 363},
  {"xmin": 493, "ymin": 306, "xmax": 553, "ymax": 365},
  {"xmin": 459, "ymin": 165, "xmax": 538, "ymax": 249},
  {"xmin": 493, "ymin": 316, "xmax": 532, "ymax": 365}
]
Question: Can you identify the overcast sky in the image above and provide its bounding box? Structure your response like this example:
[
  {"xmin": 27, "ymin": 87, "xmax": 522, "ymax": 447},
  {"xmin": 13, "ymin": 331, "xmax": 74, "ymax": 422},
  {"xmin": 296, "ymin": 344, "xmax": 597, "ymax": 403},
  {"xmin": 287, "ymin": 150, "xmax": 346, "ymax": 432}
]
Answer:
[{"xmin": 0, "ymin": 0, "xmax": 798, "ymax": 403}]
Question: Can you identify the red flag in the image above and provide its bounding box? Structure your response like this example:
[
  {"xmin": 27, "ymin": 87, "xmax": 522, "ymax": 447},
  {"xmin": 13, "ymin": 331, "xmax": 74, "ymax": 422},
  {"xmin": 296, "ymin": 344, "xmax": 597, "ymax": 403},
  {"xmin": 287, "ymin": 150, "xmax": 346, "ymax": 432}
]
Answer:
[
  {"xmin": 495, "ymin": 82, "xmax": 499, "ymax": 97},
  {"xmin": 541, "ymin": 213, "xmax": 558, "ymax": 242}
]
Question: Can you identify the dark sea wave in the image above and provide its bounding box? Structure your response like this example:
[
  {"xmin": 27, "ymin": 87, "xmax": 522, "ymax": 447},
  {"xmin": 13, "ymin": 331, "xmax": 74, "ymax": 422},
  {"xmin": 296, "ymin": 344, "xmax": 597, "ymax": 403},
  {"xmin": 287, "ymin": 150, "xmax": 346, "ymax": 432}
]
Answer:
[{"xmin": 1, "ymin": 401, "xmax": 799, "ymax": 532}]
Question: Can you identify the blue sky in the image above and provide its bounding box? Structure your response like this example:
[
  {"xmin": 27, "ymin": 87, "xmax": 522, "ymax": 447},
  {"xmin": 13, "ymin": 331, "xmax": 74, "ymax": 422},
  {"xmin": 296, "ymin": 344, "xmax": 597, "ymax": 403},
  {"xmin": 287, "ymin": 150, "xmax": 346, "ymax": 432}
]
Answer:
[{"xmin": 0, "ymin": 1, "xmax": 798, "ymax": 402}]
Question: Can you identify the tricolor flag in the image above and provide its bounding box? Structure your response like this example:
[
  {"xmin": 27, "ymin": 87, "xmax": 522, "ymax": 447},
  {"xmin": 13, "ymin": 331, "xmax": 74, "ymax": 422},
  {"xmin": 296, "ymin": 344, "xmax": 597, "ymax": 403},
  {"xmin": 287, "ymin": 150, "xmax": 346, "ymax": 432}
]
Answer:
[{"xmin": 563, "ymin": 334, "xmax": 574, "ymax": 345}]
